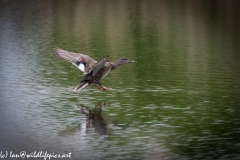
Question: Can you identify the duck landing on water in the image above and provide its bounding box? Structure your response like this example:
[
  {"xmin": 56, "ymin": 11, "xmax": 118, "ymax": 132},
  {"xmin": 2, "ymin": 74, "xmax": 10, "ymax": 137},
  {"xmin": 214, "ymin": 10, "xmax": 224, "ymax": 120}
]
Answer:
[{"xmin": 55, "ymin": 48, "xmax": 135, "ymax": 92}]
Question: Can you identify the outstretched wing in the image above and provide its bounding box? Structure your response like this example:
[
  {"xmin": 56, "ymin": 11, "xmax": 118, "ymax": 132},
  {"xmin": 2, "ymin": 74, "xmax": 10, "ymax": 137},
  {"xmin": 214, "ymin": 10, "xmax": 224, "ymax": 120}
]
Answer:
[{"xmin": 55, "ymin": 48, "xmax": 97, "ymax": 73}]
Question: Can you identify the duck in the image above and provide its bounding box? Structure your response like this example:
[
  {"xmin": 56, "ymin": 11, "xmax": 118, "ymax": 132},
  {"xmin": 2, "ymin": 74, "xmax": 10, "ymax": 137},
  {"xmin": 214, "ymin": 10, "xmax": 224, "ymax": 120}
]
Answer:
[{"xmin": 55, "ymin": 48, "xmax": 135, "ymax": 91}]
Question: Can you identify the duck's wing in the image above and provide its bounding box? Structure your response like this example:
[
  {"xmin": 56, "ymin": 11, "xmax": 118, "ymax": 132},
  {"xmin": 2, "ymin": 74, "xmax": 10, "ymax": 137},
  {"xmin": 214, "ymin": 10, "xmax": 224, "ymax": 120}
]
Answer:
[
  {"xmin": 55, "ymin": 48, "xmax": 97, "ymax": 73},
  {"xmin": 91, "ymin": 56, "xmax": 109, "ymax": 76}
]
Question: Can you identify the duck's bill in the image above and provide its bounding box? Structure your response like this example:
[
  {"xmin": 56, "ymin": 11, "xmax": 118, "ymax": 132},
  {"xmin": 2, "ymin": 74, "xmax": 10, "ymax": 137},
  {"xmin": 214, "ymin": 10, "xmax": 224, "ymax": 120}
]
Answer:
[{"xmin": 129, "ymin": 60, "xmax": 135, "ymax": 63}]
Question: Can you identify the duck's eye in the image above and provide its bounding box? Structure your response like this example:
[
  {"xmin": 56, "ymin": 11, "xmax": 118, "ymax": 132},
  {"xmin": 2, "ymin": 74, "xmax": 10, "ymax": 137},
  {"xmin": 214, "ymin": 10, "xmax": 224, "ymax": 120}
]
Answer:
[{"xmin": 122, "ymin": 58, "xmax": 128, "ymax": 60}]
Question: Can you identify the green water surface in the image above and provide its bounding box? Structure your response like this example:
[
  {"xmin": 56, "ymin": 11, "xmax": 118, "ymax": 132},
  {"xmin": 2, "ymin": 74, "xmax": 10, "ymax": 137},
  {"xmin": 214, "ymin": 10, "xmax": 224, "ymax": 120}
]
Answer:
[{"xmin": 0, "ymin": 0, "xmax": 240, "ymax": 159}]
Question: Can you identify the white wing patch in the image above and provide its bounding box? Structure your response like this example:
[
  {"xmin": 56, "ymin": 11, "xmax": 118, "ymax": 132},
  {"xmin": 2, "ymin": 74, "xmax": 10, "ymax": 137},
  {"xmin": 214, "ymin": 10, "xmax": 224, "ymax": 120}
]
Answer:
[
  {"xmin": 72, "ymin": 61, "xmax": 85, "ymax": 72},
  {"xmin": 78, "ymin": 63, "xmax": 85, "ymax": 72}
]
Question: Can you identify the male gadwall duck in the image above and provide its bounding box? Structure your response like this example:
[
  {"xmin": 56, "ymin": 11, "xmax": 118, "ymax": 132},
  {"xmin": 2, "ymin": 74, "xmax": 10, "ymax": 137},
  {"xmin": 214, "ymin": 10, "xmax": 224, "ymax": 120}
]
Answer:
[{"xmin": 55, "ymin": 48, "xmax": 135, "ymax": 91}]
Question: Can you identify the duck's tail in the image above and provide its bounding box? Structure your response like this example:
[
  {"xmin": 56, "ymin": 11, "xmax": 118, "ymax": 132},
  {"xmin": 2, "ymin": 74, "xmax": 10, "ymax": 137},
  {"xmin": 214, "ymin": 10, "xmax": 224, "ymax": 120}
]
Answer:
[{"xmin": 74, "ymin": 81, "xmax": 89, "ymax": 92}]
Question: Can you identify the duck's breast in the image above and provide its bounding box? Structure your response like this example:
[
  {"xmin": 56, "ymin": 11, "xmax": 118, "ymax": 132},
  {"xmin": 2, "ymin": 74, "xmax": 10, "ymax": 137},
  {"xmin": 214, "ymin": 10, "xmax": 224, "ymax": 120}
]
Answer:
[{"xmin": 92, "ymin": 66, "xmax": 111, "ymax": 83}]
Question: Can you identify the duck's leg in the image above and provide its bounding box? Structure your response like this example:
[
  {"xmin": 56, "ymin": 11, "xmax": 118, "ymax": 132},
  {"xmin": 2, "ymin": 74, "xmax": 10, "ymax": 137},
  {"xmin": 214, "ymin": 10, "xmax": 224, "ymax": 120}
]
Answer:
[
  {"xmin": 94, "ymin": 84, "xmax": 112, "ymax": 90},
  {"xmin": 95, "ymin": 84, "xmax": 106, "ymax": 90}
]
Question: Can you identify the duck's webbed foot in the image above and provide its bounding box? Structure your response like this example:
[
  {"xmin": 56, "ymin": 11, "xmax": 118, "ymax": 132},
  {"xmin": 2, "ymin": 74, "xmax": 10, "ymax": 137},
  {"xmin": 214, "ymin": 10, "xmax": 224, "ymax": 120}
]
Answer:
[
  {"xmin": 102, "ymin": 86, "xmax": 113, "ymax": 90},
  {"xmin": 94, "ymin": 84, "xmax": 113, "ymax": 90}
]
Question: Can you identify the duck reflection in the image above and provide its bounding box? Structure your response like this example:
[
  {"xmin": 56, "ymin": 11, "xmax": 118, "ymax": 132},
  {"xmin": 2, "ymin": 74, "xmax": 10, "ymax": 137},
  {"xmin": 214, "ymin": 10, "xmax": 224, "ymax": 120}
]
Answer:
[
  {"xmin": 78, "ymin": 102, "xmax": 111, "ymax": 137},
  {"xmin": 59, "ymin": 102, "xmax": 113, "ymax": 140}
]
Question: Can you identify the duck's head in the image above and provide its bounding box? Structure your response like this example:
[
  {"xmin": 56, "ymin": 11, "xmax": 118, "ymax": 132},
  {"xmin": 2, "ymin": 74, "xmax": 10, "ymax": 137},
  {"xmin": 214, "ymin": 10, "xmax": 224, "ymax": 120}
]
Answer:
[{"xmin": 117, "ymin": 57, "xmax": 135, "ymax": 64}]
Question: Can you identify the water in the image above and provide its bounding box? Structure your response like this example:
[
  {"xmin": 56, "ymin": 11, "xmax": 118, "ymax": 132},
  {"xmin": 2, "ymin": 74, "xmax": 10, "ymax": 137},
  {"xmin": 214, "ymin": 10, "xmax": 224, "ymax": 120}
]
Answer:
[{"xmin": 0, "ymin": 0, "xmax": 240, "ymax": 159}]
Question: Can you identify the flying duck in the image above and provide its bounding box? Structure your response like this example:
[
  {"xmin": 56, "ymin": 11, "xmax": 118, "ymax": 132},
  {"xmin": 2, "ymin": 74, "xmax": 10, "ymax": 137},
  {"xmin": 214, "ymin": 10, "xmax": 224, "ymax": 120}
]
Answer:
[{"xmin": 55, "ymin": 48, "xmax": 135, "ymax": 91}]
